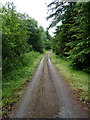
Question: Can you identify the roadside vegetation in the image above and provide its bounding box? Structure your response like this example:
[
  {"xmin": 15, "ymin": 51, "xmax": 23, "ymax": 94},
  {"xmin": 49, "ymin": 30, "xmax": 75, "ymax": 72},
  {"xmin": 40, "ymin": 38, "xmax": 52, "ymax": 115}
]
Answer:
[
  {"xmin": 1, "ymin": 0, "xmax": 90, "ymax": 117},
  {"xmin": 2, "ymin": 52, "xmax": 43, "ymax": 116},
  {"xmin": 51, "ymin": 53, "xmax": 89, "ymax": 104},
  {"xmin": 47, "ymin": 1, "xmax": 90, "ymax": 73},
  {"xmin": 47, "ymin": 1, "xmax": 90, "ymax": 111},
  {"xmin": 1, "ymin": 2, "xmax": 52, "ymax": 116}
]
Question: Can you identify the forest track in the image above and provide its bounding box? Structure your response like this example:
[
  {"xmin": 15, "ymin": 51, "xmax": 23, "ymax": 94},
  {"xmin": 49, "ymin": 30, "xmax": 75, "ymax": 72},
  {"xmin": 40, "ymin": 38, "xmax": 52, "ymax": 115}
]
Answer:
[{"xmin": 11, "ymin": 52, "xmax": 88, "ymax": 118}]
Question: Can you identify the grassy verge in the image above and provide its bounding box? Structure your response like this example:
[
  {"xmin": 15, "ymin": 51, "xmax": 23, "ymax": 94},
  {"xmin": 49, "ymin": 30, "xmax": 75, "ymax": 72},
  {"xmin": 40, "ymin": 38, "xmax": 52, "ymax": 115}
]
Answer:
[
  {"xmin": 51, "ymin": 53, "xmax": 89, "ymax": 106},
  {"xmin": 2, "ymin": 51, "xmax": 43, "ymax": 116}
]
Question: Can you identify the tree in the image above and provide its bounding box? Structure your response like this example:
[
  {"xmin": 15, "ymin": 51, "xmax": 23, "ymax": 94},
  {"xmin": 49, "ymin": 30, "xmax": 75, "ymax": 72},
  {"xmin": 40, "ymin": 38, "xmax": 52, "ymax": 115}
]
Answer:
[
  {"xmin": 67, "ymin": 2, "xmax": 90, "ymax": 72},
  {"xmin": 2, "ymin": 2, "xmax": 29, "ymax": 72},
  {"xmin": 44, "ymin": 30, "xmax": 52, "ymax": 50},
  {"xmin": 26, "ymin": 18, "xmax": 44, "ymax": 53},
  {"xmin": 47, "ymin": 1, "xmax": 90, "ymax": 72},
  {"xmin": 2, "ymin": 2, "xmax": 47, "ymax": 73}
]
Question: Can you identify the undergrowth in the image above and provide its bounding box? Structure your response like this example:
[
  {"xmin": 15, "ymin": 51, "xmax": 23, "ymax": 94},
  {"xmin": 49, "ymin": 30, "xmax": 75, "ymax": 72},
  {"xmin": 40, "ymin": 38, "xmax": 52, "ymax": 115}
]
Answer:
[
  {"xmin": 2, "ymin": 51, "xmax": 43, "ymax": 115},
  {"xmin": 51, "ymin": 53, "xmax": 89, "ymax": 104}
]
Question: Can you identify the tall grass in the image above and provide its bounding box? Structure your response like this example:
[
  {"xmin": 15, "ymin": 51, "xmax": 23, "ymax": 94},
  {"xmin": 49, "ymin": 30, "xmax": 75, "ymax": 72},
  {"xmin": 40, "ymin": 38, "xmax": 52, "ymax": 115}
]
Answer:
[
  {"xmin": 2, "ymin": 51, "xmax": 43, "ymax": 115},
  {"xmin": 51, "ymin": 53, "xmax": 89, "ymax": 103}
]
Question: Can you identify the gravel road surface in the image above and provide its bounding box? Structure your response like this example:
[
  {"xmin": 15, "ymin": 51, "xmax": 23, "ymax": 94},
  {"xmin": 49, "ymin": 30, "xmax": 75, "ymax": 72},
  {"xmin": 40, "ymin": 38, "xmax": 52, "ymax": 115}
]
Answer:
[{"xmin": 11, "ymin": 52, "xmax": 88, "ymax": 118}]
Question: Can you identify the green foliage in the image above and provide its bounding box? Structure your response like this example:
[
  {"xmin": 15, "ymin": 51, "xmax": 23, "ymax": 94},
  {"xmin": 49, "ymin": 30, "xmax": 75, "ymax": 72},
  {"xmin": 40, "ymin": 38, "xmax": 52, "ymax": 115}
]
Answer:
[
  {"xmin": 47, "ymin": 1, "xmax": 67, "ymax": 28},
  {"xmin": 1, "ymin": 2, "xmax": 49, "ymax": 74},
  {"xmin": 27, "ymin": 19, "xmax": 52, "ymax": 52},
  {"xmin": 44, "ymin": 30, "xmax": 52, "ymax": 50},
  {"xmin": 51, "ymin": 53, "xmax": 88, "ymax": 103},
  {"xmin": 2, "ymin": 2, "xmax": 51, "ymax": 115},
  {"xmin": 2, "ymin": 2, "xmax": 29, "ymax": 73},
  {"xmin": 67, "ymin": 2, "xmax": 90, "ymax": 72},
  {"xmin": 2, "ymin": 52, "xmax": 43, "ymax": 114},
  {"xmin": 47, "ymin": 1, "xmax": 90, "ymax": 72},
  {"xmin": 27, "ymin": 19, "xmax": 43, "ymax": 53}
]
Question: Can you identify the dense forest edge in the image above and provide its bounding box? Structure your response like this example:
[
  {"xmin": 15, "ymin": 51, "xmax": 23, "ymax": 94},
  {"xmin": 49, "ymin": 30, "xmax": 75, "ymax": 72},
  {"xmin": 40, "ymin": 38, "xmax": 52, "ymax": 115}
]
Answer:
[
  {"xmin": 47, "ymin": 1, "xmax": 90, "ymax": 114},
  {"xmin": 1, "ymin": 2, "xmax": 52, "ymax": 117},
  {"xmin": 1, "ymin": 1, "xmax": 90, "ymax": 117},
  {"xmin": 51, "ymin": 53, "xmax": 89, "ymax": 113},
  {"xmin": 47, "ymin": 1, "xmax": 90, "ymax": 73}
]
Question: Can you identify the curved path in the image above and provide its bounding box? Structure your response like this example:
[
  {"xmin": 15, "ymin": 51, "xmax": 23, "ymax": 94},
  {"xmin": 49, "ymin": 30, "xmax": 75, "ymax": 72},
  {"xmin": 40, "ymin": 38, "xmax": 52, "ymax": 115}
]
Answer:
[{"xmin": 11, "ymin": 52, "xmax": 88, "ymax": 118}]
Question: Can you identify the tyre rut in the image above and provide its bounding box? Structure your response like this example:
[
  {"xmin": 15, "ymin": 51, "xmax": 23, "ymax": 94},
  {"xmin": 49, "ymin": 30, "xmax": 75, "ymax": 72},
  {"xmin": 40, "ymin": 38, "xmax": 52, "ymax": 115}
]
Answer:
[{"xmin": 11, "ymin": 53, "xmax": 88, "ymax": 118}]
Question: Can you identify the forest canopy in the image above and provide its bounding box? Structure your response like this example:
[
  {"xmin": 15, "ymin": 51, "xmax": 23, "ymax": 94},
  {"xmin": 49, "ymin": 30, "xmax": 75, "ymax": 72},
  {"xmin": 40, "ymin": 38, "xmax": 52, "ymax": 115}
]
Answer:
[
  {"xmin": 1, "ymin": 2, "xmax": 52, "ymax": 74},
  {"xmin": 47, "ymin": 1, "xmax": 90, "ymax": 73}
]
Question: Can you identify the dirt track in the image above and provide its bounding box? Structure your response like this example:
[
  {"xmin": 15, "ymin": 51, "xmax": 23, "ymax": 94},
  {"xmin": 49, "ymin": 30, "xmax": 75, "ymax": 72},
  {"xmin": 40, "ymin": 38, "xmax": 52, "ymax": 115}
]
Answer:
[{"xmin": 11, "ymin": 53, "xmax": 88, "ymax": 118}]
